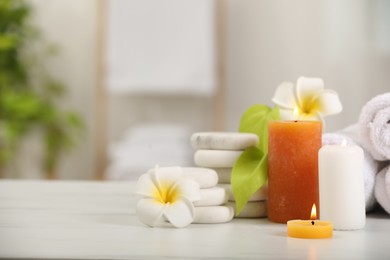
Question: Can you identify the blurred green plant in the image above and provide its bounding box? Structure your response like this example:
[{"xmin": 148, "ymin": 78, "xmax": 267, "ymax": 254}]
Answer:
[{"xmin": 0, "ymin": 0, "xmax": 83, "ymax": 178}]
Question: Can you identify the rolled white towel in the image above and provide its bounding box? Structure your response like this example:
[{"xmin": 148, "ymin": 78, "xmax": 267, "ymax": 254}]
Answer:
[
  {"xmin": 358, "ymin": 93, "xmax": 390, "ymax": 161},
  {"xmin": 322, "ymin": 132, "xmax": 379, "ymax": 211},
  {"xmin": 322, "ymin": 132, "xmax": 356, "ymax": 146},
  {"xmin": 375, "ymin": 165, "xmax": 390, "ymax": 214}
]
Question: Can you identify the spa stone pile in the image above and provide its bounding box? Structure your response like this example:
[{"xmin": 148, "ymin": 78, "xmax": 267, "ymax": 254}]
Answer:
[{"xmin": 191, "ymin": 132, "xmax": 268, "ymax": 219}]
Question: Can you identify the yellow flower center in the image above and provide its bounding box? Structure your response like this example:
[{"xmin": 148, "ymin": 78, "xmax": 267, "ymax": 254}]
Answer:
[
  {"xmin": 298, "ymin": 96, "xmax": 320, "ymax": 117},
  {"xmin": 154, "ymin": 183, "xmax": 180, "ymax": 204}
]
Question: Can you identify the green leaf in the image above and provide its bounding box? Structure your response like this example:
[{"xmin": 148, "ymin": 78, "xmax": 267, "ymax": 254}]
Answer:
[
  {"xmin": 231, "ymin": 104, "xmax": 280, "ymax": 215},
  {"xmin": 0, "ymin": 34, "xmax": 17, "ymax": 50},
  {"xmin": 231, "ymin": 147, "xmax": 268, "ymax": 215},
  {"xmin": 239, "ymin": 105, "xmax": 280, "ymax": 153}
]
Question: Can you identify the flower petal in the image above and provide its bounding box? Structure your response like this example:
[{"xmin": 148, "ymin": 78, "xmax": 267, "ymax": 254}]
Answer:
[
  {"xmin": 152, "ymin": 166, "xmax": 183, "ymax": 192},
  {"xmin": 172, "ymin": 179, "xmax": 201, "ymax": 202},
  {"xmin": 271, "ymin": 81, "xmax": 296, "ymax": 109},
  {"xmin": 133, "ymin": 173, "xmax": 157, "ymax": 199},
  {"xmin": 279, "ymin": 108, "xmax": 296, "ymax": 120},
  {"xmin": 136, "ymin": 198, "xmax": 166, "ymax": 227},
  {"xmin": 298, "ymin": 112, "xmax": 322, "ymax": 121},
  {"xmin": 317, "ymin": 89, "xmax": 343, "ymax": 116},
  {"xmin": 296, "ymin": 77, "xmax": 324, "ymax": 111},
  {"xmin": 164, "ymin": 197, "xmax": 195, "ymax": 228}
]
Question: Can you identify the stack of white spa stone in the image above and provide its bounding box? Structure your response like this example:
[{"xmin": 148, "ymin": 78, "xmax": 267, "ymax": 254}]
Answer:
[
  {"xmin": 191, "ymin": 132, "xmax": 268, "ymax": 218},
  {"xmin": 144, "ymin": 166, "xmax": 234, "ymax": 224},
  {"xmin": 182, "ymin": 167, "xmax": 235, "ymax": 224}
]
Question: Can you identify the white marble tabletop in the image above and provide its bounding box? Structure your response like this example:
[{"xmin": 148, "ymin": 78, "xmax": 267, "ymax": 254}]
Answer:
[{"xmin": 0, "ymin": 180, "xmax": 389, "ymax": 260}]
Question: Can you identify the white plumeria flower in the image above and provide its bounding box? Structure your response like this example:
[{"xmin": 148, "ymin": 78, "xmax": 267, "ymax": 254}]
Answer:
[
  {"xmin": 133, "ymin": 166, "xmax": 201, "ymax": 228},
  {"xmin": 272, "ymin": 77, "xmax": 343, "ymax": 121}
]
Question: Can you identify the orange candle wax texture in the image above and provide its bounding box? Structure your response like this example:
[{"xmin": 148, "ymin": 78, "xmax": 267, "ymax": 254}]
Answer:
[
  {"xmin": 268, "ymin": 120, "xmax": 322, "ymax": 223},
  {"xmin": 287, "ymin": 220, "xmax": 333, "ymax": 239}
]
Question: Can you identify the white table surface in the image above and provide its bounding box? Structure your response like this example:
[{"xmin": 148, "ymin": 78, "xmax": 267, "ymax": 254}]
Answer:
[{"xmin": 0, "ymin": 180, "xmax": 389, "ymax": 260}]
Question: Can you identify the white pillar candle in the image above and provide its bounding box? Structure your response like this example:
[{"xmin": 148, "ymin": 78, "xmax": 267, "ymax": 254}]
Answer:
[{"xmin": 318, "ymin": 142, "xmax": 366, "ymax": 230}]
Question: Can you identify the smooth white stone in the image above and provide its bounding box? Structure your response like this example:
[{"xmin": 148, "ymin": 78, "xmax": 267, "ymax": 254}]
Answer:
[
  {"xmin": 194, "ymin": 150, "xmax": 242, "ymax": 168},
  {"xmin": 213, "ymin": 168, "xmax": 232, "ymax": 184},
  {"xmin": 193, "ymin": 205, "xmax": 234, "ymax": 224},
  {"xmin": 194, "ymin": 186, "xmax": 229, "ymax": 206},
  {"xmin": 182, "ymin": 167, "xmax": 218, "ymax": 188},
  {"xmin": 219, "ymin": 184, "xmax": 268, "ymax": 202},
  {"xmin": 147, "ymin": 166, "xmax": 218, "ymax": 189},
  {"xmin": 227, "ymin": 201, "xmax": 267, "ymax": 218},
  {"xmin": 191, "ymin": 132, "xmax": 259, "ymax": 150}
]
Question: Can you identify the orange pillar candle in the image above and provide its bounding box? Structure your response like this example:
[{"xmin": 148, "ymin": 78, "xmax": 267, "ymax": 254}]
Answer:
[{"xmin": 268, "ymin": 120, "xmax": 322, "ymax": 223}]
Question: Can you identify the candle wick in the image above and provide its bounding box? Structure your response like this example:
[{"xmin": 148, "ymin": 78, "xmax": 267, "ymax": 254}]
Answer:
[{"xmin": 311, "ymin": 221, "xmax": 315, "ymax": 226}]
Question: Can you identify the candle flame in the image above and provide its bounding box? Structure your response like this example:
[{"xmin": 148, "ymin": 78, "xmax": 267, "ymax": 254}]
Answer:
[
  {"xmin": 293, "ymin": 106, "xmax": 299, "ymax": 119},
  {"xmin": 310, "ymin": 204, "xmax": 317, "ymax": 220},
  {"xmin": 341, "ymin": 139, "xmax": 347, "ymax": 146}
]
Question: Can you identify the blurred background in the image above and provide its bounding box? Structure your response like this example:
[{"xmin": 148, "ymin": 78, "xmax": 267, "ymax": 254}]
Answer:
[{"xmin": 0, "ymin": 0, "xmax": 389, "ymax": 180}]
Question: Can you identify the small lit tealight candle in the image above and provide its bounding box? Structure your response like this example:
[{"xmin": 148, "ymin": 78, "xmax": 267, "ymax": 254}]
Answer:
[{"xmin": 287, "ymin": 204, "xmax": 333, "ymax": 239}]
